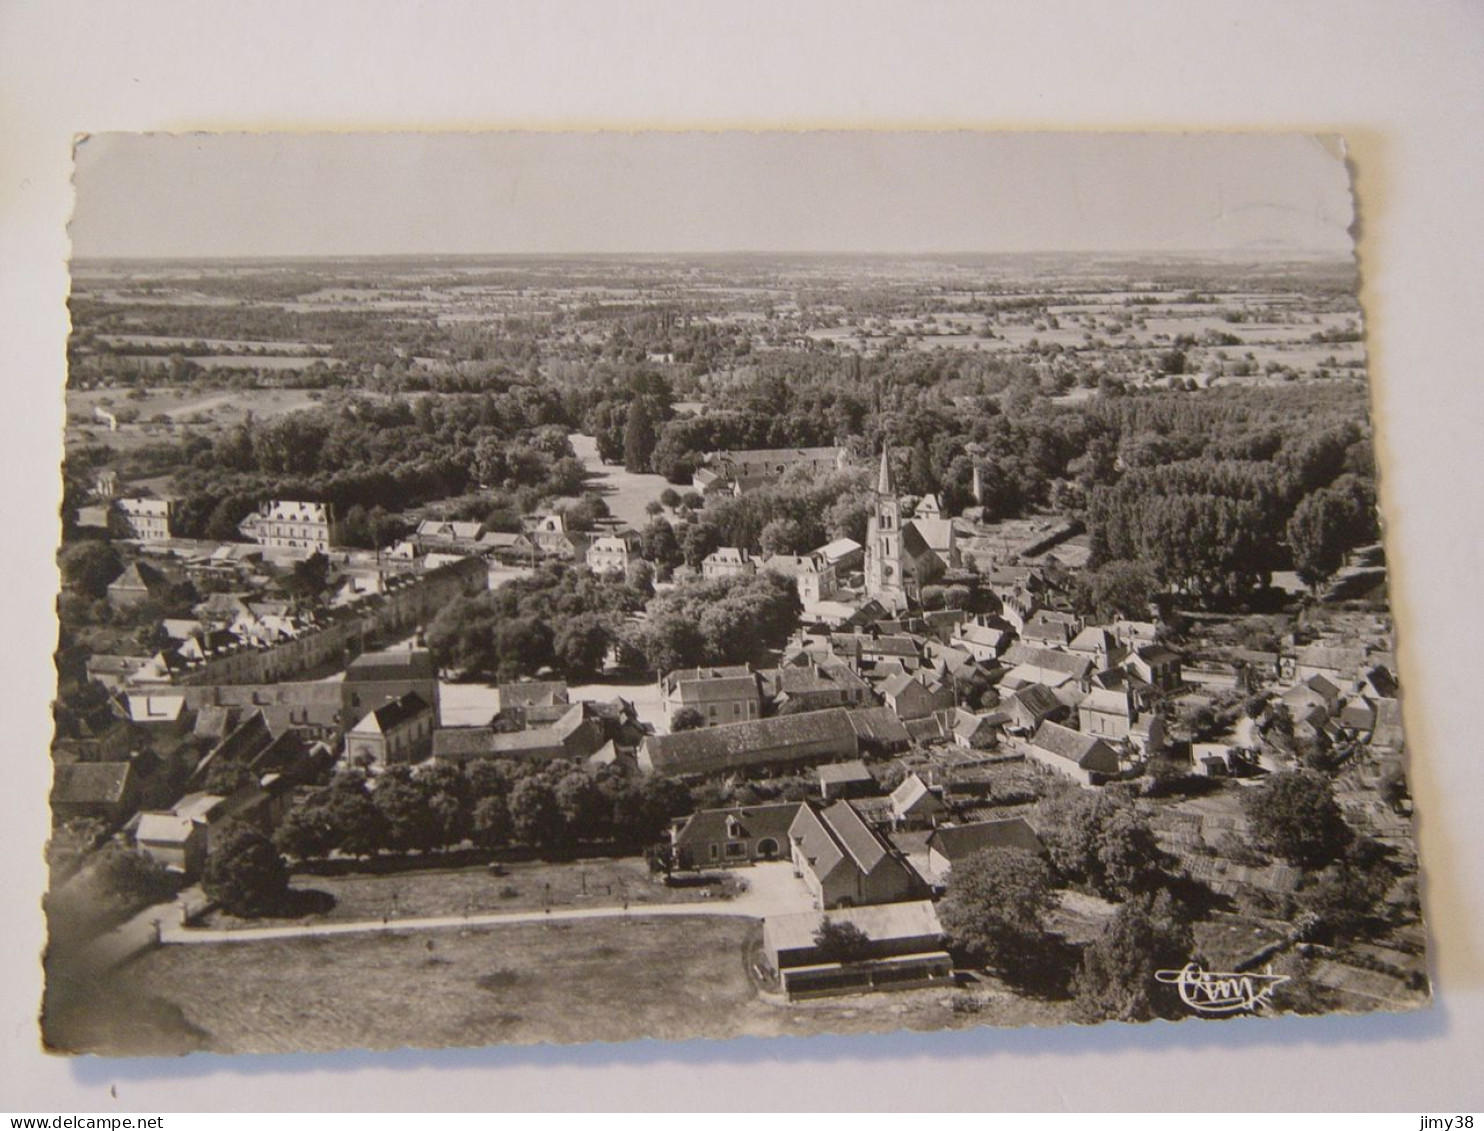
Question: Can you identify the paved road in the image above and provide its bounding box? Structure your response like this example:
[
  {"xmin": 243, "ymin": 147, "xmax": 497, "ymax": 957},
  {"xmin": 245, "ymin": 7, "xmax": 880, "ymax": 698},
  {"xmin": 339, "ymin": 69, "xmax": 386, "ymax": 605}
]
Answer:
[{"xmin": 160, "ymin": 862, "xmax": 818, "ymax": 947}]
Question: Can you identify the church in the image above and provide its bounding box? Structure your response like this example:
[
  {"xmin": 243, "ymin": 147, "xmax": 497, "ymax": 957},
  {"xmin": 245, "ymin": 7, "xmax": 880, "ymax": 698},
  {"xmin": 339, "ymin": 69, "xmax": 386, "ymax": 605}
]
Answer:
[{"xmin": 864, "ymin": 447, "xmax": 959, "ymax": 608}]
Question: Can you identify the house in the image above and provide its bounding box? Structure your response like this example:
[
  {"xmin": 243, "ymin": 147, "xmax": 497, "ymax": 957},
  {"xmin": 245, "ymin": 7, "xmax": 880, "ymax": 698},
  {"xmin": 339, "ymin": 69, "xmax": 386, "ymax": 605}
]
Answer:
[
  {"xmin": 828, "ymin": 632, "xmax": 923, "ymax": 673},
  {"xmin": 877, "ymin": 673, "xmax": 943, "ymax": 722},
  {"xmin": 763, "ymin": 661, "xmax": 872, "ymax": 713},
  {"xmin": 586, "ymin": 532, "xmax": 638, "ymax": 576},
  {"xmin": 85, "ymin": 654, "xmax": 150, "ymax": 691},
  {"xmin": 134, "ymin": 812, "xmax": 208, "ymax": 876},
  {"xmin": 817, "ymin": 760, "xmax": 877, "ymax": 801},
  {"xmin": 951, "ymin": 707, "xmax": 1003, "ymax": 751},
  {"xmin": 414, "ymin": 519, "xmax": 484, "ymax": 548},
  {"xmin": 346, "ymin": 692, "xmax": 435, "ymax": 769},
  {"xmin": 701, "ymin": 547, "xmax": 756, "ymax": 581},
  {"xmin": 660, "ymin": 665, "xmax": 762, "ymax": 728},
  {"xmin": 787, "ymin": 800, "xmax": 924, "ymax": 909},
  {"xmin": 1005, "ymin": 683, "xmax": 1067, "ymax": 733},
  {"xmin": 344, "ymin": 648, "xmax": 441, "ymax": 719},
  {"xmin": 1068, "ymin": 626, "xmax": 1126, "ymax": 669},
  {"xmin": 238, "ymin": 500, "xmax": 336, "ymax": 551},
  {"xmin": 889, "ymin": 773, "xmax": 948, "ymax": 829},
  {"xmin": 1124, "ymin": 644, "xmax": 1182, "ymax": 692},
  {"xmin": 925, "ymin": 817, "xmax": 1044, "ymax": 881},
  {"xmin": 762, "ymin": 553, "xmax": 835, "ymax": 604},
  {"xmin": 1294, "ymin": 644, "xmax": 1368, "ymax": 685},
  {"xmin": 1020, "ymin": 610, "xmax": 1082, "ymax": 649},
  {"xmin": 843, "ymin": 706, "xmax": 913, "ymax": 756},
  {"xmin": 122, "ymin": 693, "xmax": 189, "ymax": 735},
  {"xmin": 478, "ymin": 530, "xmax": 537, "ymax": 565},
  {"xmin": 694, "ymin": 446, "xmax": 849, "ymax": 495},
  {"xmin": 762, "ymin": 901, "xmax": 952, "ymax": 999},
  {"xmin": 816, "ymin": 537, "xmax": 864, "ymax": 576},
  {"xmin": 637, "ymin": 707, "xmax": 860, "ymax": 778},
  {"xmin": 1026, "ymin": 721, "xmax": 1121, "ymax": 786},
  {"xmin": 955, "ymin": 620, "xmax": 1013, "ymax": 663},
  {"xmin": 114, "ymin": 496, "xmax": 173, "ymax": 541},
  {"xmin": 431, "ymin": 701, "xmax": 608, "ymax": 765},
  {"xmin": 106, "ymin": 560, "xmax": 170, "ymax": 609},
  {"xmin": 668, "ymin": 802, "xmax": 800, "ymax": 868},
  {"xmin": 51, "ymin": 762, "xmax": 139, "ymax": 825},
  {"xmin": 523, "ymin": 513, "xmax": 585, "ymax": 561},
  {"xmin": 496, "ymin": 680, "xmax": 571, "ymax": 728},
  {"xmin": 998, "ymin": 643, "xmax": 1094, "ymax": 692},
  {"xmin": 1078, "ymin": 686, "xmax": 1136, "ymax": 742}
]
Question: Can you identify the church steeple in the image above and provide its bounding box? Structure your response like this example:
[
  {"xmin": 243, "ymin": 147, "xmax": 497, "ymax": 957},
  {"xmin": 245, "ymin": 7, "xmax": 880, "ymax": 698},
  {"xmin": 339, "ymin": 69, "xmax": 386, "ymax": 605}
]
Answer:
[{"xmin": 877, "ymin": 445, "xmax": 894, "ymax": 495}]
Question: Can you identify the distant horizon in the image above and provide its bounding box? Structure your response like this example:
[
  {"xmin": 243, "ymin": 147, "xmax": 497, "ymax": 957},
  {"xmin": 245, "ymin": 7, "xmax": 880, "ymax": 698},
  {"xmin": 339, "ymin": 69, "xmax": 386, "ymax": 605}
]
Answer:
[{"xmin": 70, "ymin": 132, "xmax": 1356, "ymax": 260}]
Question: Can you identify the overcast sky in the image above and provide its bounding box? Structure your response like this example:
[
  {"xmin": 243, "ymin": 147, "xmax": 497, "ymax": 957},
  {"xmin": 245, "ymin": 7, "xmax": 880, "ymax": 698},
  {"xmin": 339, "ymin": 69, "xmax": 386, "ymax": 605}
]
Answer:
[{"xmin": 70, "ymin": 131, "xmax": 1356, "ymax": 258}]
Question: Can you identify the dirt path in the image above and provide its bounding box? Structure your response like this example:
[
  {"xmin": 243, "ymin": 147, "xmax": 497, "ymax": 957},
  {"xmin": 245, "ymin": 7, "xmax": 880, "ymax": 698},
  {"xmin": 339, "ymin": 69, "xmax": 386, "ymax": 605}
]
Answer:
[
  {"xmin": 160, "ymin": 862, "xmax": 817, "ymax": 946},
  {"xmin": 567, "ymin": 432, "xmax": 674, "ymax": 528}
]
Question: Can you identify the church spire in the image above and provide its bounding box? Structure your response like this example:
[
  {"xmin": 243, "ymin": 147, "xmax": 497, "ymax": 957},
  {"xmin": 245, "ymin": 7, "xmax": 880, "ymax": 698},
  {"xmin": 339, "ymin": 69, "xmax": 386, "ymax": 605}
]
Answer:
[{"xmin": 877, "ymin": 444, "xmax": 894, "ymax": 495}]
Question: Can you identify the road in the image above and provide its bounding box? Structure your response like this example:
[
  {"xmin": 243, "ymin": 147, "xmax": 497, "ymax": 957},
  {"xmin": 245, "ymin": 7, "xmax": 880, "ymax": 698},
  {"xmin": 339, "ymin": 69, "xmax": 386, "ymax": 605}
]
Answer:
[{"xmin": 159, "ymin": 861, "xmax": 817, "ymax": 947}]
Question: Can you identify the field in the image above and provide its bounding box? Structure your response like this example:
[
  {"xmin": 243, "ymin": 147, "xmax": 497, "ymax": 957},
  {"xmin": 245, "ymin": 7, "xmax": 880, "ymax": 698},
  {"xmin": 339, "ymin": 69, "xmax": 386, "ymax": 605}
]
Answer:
[
  {"xmin": 43, "ymin": 915, "xmax": 1077, "ymax": 1055},
  {"xmin": 200, "ymin": 856, "xmax": 742, "ymax": 929}
]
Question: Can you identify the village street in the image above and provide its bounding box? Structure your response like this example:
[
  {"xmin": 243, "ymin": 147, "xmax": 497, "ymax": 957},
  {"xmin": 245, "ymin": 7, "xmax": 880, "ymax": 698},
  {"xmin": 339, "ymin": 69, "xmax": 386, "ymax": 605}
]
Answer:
[{"xmin": 157, "ymin": 861, "xmax": 816, "ymax": 946}]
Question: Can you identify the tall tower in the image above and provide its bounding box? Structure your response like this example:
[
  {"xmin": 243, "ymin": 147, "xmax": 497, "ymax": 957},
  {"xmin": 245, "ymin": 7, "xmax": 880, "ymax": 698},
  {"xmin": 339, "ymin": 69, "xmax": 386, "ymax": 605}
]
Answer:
[{"xmin": 865, "ymin": 445, "xmax": 906, "ymax": 605}]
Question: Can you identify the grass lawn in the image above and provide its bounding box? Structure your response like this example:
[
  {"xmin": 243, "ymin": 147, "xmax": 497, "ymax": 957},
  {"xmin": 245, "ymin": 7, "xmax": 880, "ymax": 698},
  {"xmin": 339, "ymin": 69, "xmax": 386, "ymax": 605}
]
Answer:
[
  {"xmin": 47, "ymin": 914, "xmax": 1082, "ymax": 1055},
  {"xmin": 199, "ymin": 856, "xmax": 745, "ymax": 930}
]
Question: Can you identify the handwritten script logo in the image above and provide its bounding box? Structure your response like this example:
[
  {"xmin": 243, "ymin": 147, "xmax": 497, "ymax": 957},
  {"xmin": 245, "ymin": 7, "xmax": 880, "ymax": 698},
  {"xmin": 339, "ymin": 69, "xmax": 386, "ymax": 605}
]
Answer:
[{"xmin": 1154, "ymin": 963, "xmax": 1290, "ymax": 1014}]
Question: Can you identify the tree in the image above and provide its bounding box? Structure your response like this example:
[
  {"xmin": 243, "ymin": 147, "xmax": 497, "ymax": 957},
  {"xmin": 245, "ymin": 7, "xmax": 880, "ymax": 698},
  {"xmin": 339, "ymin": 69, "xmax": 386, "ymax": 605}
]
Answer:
[
  {"xmin": 471, "ymin": 794, "xmax": 513, "ymax": 848},
  {"xmin": 325, "ymin": 781, "xmax": 385, "ymax": 859},
  {"xmin": 201, "ymin": 821, "xmax": 290, "ymax": 917},
  {"xmin": 284, "ymin": 550, "xmax": 332, "ymax": 605},
  {"xmin": 670, "ymin": 706, "xmax": 706, "ymax": 732},
  {"xmin": 58, "ymin": 541, "xmax": 123, "ymax": 598},
  {"xmin": 274, "ymin": 792, "xmax": 339, "ymax": 860},
  {"xmin": 1096, "ymin": 806, "xmax": 1166, "ymax": 898},
  {"xmin": 1073, "ymin": 891, "xmax": 1195, "ymax": 1022},
  {"xmin": 508, "ymin": 776, "xmax": 565, "ymax": 848},
  {"xmin": 1241, "ymin": 770, "xmax": 1353, "ymax": 868},
  {"xmin": 1074, "ymin": 560, "xmax": 1159, "ymax": 622},
  {"xmin": 91, "ymin": 842, "xmax": 176, "ymax": 907},
  {"xmin": 939, "ymin": 846, "xmax": 1057, "ymax": 975},
  {"xmin": 373, "ymin": 775, "xmax": 441, "ymax": 854},
  {"xmin": 813, "ymin": 918, "xmax": 874, "ymax": 964},
  {"xmin": 623, "ymin": 398, "xmax": 658, "ymax": 473},
  {"xmin": 553, "ymin": 613, "xmax": 612, "ymax": 680},
  {"xmin": 1288, "ymin": 487, "xmax": 1357, "ymax": 591}
]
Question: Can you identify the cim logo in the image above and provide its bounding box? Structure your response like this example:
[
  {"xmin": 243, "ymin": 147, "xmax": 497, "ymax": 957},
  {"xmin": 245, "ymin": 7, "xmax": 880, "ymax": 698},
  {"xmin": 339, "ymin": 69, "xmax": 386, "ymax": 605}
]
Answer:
[{"xmin": 1154, "ymin": 963, "xmax": 1290, "ymax": 1014}]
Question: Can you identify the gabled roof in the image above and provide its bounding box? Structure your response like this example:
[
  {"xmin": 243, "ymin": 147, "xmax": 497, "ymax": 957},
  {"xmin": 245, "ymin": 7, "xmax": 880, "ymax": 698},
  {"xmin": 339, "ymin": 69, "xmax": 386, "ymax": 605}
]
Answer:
[
  {"xmin": 1011, "ymin": 683, "xmax": 1064, "ymax": 720},
  {"xmin": 499, "ymin": 681, "xmax": 570, "ymax": 710},
  {"xmin": 51, "ymin": 762, "xmax": 134, "ymax": 806},
  {"xmin": 641, "ymin": 708, "xmax": 858, "ymax": 776},
  {"xmin": 1029, "ymin": 721, "xmax": 1120, "ymax": 773},
  {"xmin": 345, "ymin": 649, "xmax": 436, "ymax": 683},
  {"xmin": 928, "ymin": 817, "xmax": 1043, "ymax": 862},
  {"xmin": 353, "ymin": 691, "xmax": 432, "ymax": 735},
  {"xmin": 108, "ymin": 561, "xmax": 167, "ymax": 594},
  {"xmin": 890, "ymin": 773, "xmax": 945, "ymax": 816},
  {"xmin": 135, "ymin": 811, "xmax": 202, "ymax": 845},
  {"xmin": 817, "ymin": 760, "xmax": 874, "ymax": 786},
  {"xmin": 671, "ymin": 802, "xmax": 802, "ymax": 850},
  {"xmin": 845, "ymin": 706, "xmax": 913, "ymax": 747}
]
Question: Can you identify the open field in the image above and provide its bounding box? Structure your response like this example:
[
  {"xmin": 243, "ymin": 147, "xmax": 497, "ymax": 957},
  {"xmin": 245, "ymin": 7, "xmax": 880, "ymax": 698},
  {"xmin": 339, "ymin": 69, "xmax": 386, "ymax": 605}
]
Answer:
[
  {"xmin": 67, "ymin": 386, "xmax": 324, "ymax": 425},
  {"xmin": 567, "ymin": 432, "xmax": 674, "ymax": 528},
  {"xmin": 46, "ymin": 914, "xmax": 1078, "ymax": 1055},
  {"xmin": 201, "ymin": 856, "xmax": 742, "ymax": 930}
]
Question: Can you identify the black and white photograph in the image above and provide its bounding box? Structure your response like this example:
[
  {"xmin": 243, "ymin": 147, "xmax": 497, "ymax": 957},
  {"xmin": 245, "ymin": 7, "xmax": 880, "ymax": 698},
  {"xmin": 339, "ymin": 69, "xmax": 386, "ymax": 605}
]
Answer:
[{"xmin": 41, "ymin": 129, "xmax": 1428, "ymax": 1057}]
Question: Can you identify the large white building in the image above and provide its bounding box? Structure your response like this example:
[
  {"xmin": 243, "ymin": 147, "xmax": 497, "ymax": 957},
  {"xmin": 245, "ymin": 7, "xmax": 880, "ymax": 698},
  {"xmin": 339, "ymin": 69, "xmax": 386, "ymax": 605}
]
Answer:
[{"xmin": 238, "ymin": 500, "xmax": 336, "ymax": 551}]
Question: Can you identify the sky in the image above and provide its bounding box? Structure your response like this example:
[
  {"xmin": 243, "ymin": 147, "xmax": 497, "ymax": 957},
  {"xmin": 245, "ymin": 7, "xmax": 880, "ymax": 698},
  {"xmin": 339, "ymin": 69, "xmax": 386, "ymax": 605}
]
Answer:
[{"xmin": 69, "ymin": 131, "xmax": 1357, "ymax": 259}]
